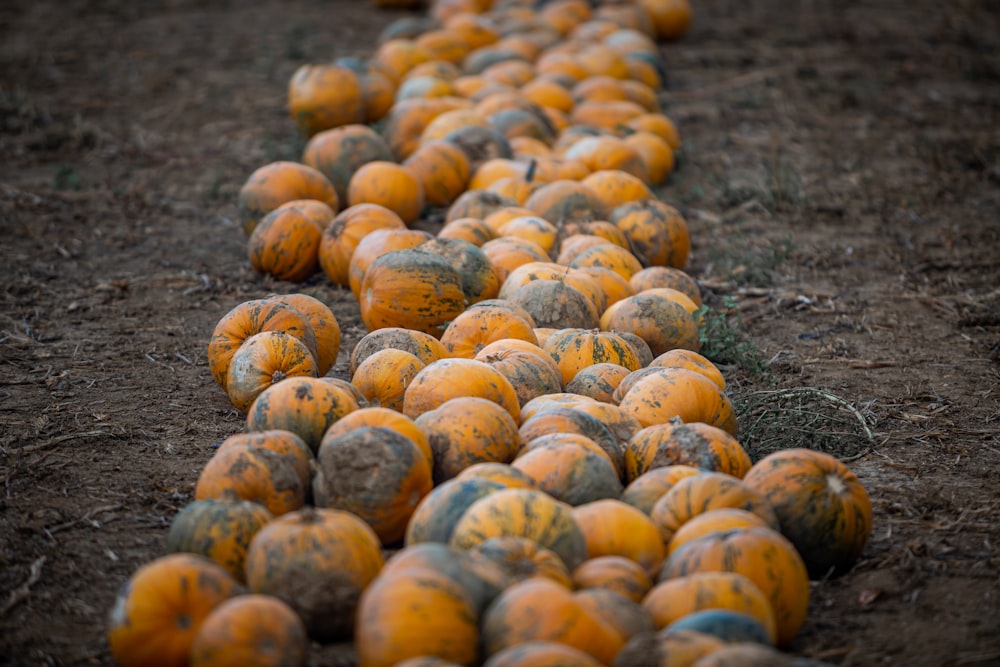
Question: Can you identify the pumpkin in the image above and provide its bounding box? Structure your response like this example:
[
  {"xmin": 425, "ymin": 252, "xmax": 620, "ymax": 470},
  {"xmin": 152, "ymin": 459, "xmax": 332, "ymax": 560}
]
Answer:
[
  {"xmin": 267, "ymin": 198, "xmax": 337, "ymax": 230},
  {"xmin": 347, "ymin": 161, "xmax": 425, "ymax": 226},
  {"xmin": 479, "ymin": 236, "xmax": 551, "ymax": 283},
  {"xmin": 422, "ymin": 109, "xmax": 492, "ymax": 146},
  {"xmin": 600, "ymin": 292, "xmax": 700, "ymax": 357},
  {"xmin": 482, "ymin": 642, "xmax": 604, "ymax": 667},
  {"xmin": 444, "ymin": 125, "xmax": 515, "ymax": 174},
  {"xmin": 107, "ymin": 554, "xmax": 243, "ymax": 667},
  {"xmin": 625, "ymin": 419, "xmax": 751, "ymax": 482},
  {"xmin": 447, "ymin": 190, "xmax": 518, "ymax": 224},
  {"xmin": 421, "ymin": 237, "xmax": 501, "ymax": 304},
  {"xmin": 566, "ymin": 400, "xmax": 645, "ymax": 455},
  {"xmin": 403, "ymin": 357, "xmax": 521, "ymax": 421},
  {"xmin": 415, "ymin": 395, "xmax": 521, "ymax": 483},
  {"xmin": 476, "ymin": 337, "xmax": 560, "ymax": 380},
  {"xmin": 642, "ymin": 570, "xmax": 777, "ymax": 644},
  {"xmin": 611, "ymin": 199, "xmax": 691, "ymax": 269},
  {"xmin": 574, "ymin": 588, "xmax": 657, "ymax": 642},
  {"xmin": 351, "ymin": 348, "xmax": 426, "ymax": 412},
  {"xmin": 215, "ymin": 430, "xmax": 314, "ymax": 496},
  {"xmin": 224, "ymin": 331, "xmax": 319, "ymax": 413},
  {"xmin": 475, "ymin": 344, "xmax": 564, "ymax": 408},
  {"xmin": 649, "ymin": 350, "xmax": 724, "ymax": 389},
  {"xmin": 574, "ymin": 499, "xmax": 667, "ymax": 577},
  {"xmin": 348, "ymin": 227, "xmax": 433, "ymax": 300},
  {"xmin": 324, "ymin": 406, "xmax": 433, "ymax": 469},
  {"xmin": 404, "ymin": 140, "xmax": 473, "ymax": 207},
  {"xmin": 650, "ymin": 472, "xmax": 779, "ymax": 546},
  {"xmin": 313, "ymin": 426, "xmax": 433, "ymax": 545},
  {"xmin": 417, "ymin": 29, "xmax": 472, "ymax": 65},
  {"xmin": 612, "ymin": 630, "xmax": 724, "ymax": 667},
  {"xmin": 542, "ymin": 328, "xmax": 641, "ymax": 386},
  {"xmin": 473, "ymin": 536, "xmax": 574, "ymax": 588},
  {"xmin": 620, "ymin": 465, "xmax": 703, "ymax": 514},
  {"xmin": 470, "ymin": 157, "xmax": 536, "ymax": 191},
  {"xmin": 618, "ymin": 368, "xmax": 738, "ymax": 434},
  {"xmin": 438, "ymin": 216, "xmax": 496, "ymax": 246},
  {"xmin": 508, "ymin": 279, "xmax": 601, "ymax": 330},
  {"xmin": 741, "ymin": 448, "xmax": 874, "ymax": 578},
  {"xmin": 356, "ymin": 568, "xmax": 479, "ymax": 667},
  {"xmin": 245, "ymin": 506, "xmax": 384, "ymax": 641},
  {"xmin": 581, "ymin": 170, "xmax": 654, "ymax": 212},
  {"xmin": 267, "ymin": 293, "xmax": 341, "ymax": 376},
  {"xmin": 524, "ymin": 179, "xmax": 608, "ymax": 224},
  {"xmin": 406, "ymin": 477, "xmax": 508, "ymax": 545},
  {"xmin": 360, "ymin": 248, "xmax": 468, "ymax": 337},
  {"xmin": 562, "ymin": 136, "xmax": 647, "ymax": 180},
  {"xmin": 667, "ymin": 508, "xmax": 773, "ymax": 557},
  {"xmin": 195, "ymin": 443, "xmax": 306, "ymax": 517},
  {"xmin": 669, "ymin": 610, "xmax": 772, "ymax": 646},
  {"xmin": 456, "ymin": 462, "xmax": 538, "ymax": 490},
  {"xmin": 640, "ymin": 0, "xmax": 693, "ymax": 41},
  {"xmin": 575, "ymin": 266, "xmax": 636, "ymax": 309},
  {"xmin": 518, "ymin": 406, "xmax": 623, "ymax": 474},
  {"xmin": 626, "ymin": 113, "xmax": 681, "ymax": 151},
  {"xmin": 564, "ymin": 362, "xmax": 632, "ymax": 404},
  {"xmin": 556, "ymin": 235, "xmax": 617, "ymax": 266},
  {"xmin": 481, "ymin": 578, "xmax": 625, "ymax": 664},
  {"xmin": 318, "ymin": 202, "xmax": 407, "ymax": 287},
  {"xmin": 371, "ymin": 38, "xmax": 433, "ymax": 85},
  {"xmin": 359, "ymin": 68, "xmax": 398, "ymax": 124},
  {"xmin": 497, "ymin": 262, "xmax": 605, "ymax": 312},
  {"xmin": 572, "ymin": 556, "xmax": 653, "ymax": 604},
  {"xmin": 614, "ymin": 330, "xmax": 655, "ymax": 368},
  {"xmin": 189, "ymin": 594, "xmax": 309, "ymax": 667},
  {"xmin": 624, "ymin": 131, "xmax": 675, "ymax": 186},
  {"xmin": 245, "ymin": 377, "xmax": 358, "ymax": 453},
  {"xmin": 302, "ymin": 124, "xmax": 395, "ymax": 203},
  {"xmin": 350, "ymin": 326, "xmax": 448, "ymax": 375},
  {"xmin": 512, "ymin": 442, "xmax": 623, "ymax": 506},
  {"xmin": 288, "ymin": 63, "xmax": 365, "ymax": 136},
  {"xmin": 247, "ymin": 205, "xmax": 323, "ymax": 282},
  {"xmin": 208, "ymin": 298, "xmax": 318, "ymax": 390},
  {"xmin": 238, "ymin": 161, "xmax": 340, "ymax": 236},
  {"xmin": 497, "ymin": 216, "xmax": 559, "ymax": 257},
  {"xmin": 659, "ymin": 527, "xmax": 810, "ymax": 647},
  {"xmin": 382, "ymin": 97, "xmax": 470, "ymax": 161},
  {"xmin": 165, "ymin": 494, "xmax": 272, "ymax": 584},
  {"xmin": 396, "ymin": 74, "xmax": 458, "ymax": 101},
  {"xmin": 569, "ymin": 242, "xmax": 645, "ymax": 281},
  {"xmin": 450, "ymin": 488, "xmax": 588, "ymax": 570}
]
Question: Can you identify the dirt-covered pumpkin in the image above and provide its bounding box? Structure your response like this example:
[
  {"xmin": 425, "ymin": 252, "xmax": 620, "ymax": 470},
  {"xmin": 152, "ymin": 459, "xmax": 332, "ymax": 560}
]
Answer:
[
  {"xmin": 247, "ymin": 205, "xmax": 323, "ymax": 282},
  {"xmin": 405, "ymin": 477, "xmax": 508, "ymax": 546},
  {"xmin": 611, "ymin": 198, "xmax": 691, "ymax": 269},
  {"xmin": 512, "ymin": 441, "xmax": 623, "ymax": 506},
  {"xmin": 189, "ymin": 594, "xmax": 310, "ymax": 667},
  {"xmin": 107, "ymin": 554, "xmax": 243, "ymax": 667},
  {"xmin": 420, "ymin": 237, "xmax": 501, "ymax": 304},
  {"xmin": 482, "ymin": 642, "xmax": 604, "ymax": 667},
  {"xmin": 472, "ymin": 536, "xmax": 574, "ymax": 588},
  {"xmin": 600, "ymin": 292, "xmax": 700, "ymax": 357},
  {"xmin": 245, "ymin": 377, "xmax": 358, "ymax": 454},
  {"xmin": 542, "ymin": 328, "xmax": 641, "ymax": 386},
  {"xmin": 475, "ymin": 343, "xmax": 564, "ymax": 408},
  {"xmin": 350, "ymin": 326, "xmax": 448, "ymax": 375},
  {"xmin": 625, "ymin": 419, "xmax": 752, "ymax": 482},
  {"xmin": 323, "ymin": 406, "xmax": 432, "ymax": 469},
  {"xmin": 195, "ymin": 442, "xmax": 307, "ymax": 517}
]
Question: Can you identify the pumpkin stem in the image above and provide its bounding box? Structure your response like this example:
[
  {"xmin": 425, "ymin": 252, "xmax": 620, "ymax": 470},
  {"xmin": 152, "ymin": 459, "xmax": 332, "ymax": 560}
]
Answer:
[
  {"xmin": 525, "ymin": 158, "xmax": 537, "ymax": 184},
  {"xmin": 271, "ymin": 370, "xmax": 288, "ymax": 384}
]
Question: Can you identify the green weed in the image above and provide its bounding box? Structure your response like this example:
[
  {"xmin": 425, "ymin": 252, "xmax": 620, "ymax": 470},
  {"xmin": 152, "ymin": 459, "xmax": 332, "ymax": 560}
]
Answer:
[{"xmin": 695, "ymin": 296, "xmax": 770, "ymax": 380}]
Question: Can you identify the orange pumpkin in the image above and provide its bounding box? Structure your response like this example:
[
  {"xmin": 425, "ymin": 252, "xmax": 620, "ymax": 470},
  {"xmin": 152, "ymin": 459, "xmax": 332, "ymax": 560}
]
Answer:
[
  {"xmin": 524, "ymin": 179, "xmax": 608, "ymax": 224},
  {"xmin": 568, "ymin": 242, "xmax": 645, "ymax": 281},
  {"xmin": 667, "ymin": 508, "xmax": 773, "ymax": 557},
  {"xmin": 456, "ymin": 462, "xmax": 538, "ymax": 490},
  {"xmin": 404, "ymin": 140, "xmax": 472, "ymax": 207},
  {"xmin": 245, "ymin": 376, "xmax": 358, "ymax": 453},
  {"xmin": 356, "ymin": 568, "xmax": 479, "ymax": 667},
  {"xmin": 574, "ymin": 588, "xmax": 656, "ymax": 642},
  {"xmin": 601, "ymin": 292, "xmax": 700, "ymax": 357},
  {"xmin": 611, "ymin": 198, "xmax": 691, "ymax": 269},
  {"xmin": 348, "ymin": 227, "xmax": 433, "ymax": 300},
  {"xmin": 166, "ymin": 494, "xmax": 272, "ymax": 583},
  {"xmin": 225, "ymin": 331, "xmax": 319, "ymax": 413},
  {"xmin": 640, "ymin": 0, "xmax": 693, "ymax": 41},
  {"xmin": 480, "ymin": 578, "xmax": 625, "ymax": 664},
  {"xmin": 512, "ymin": 442, "xmax": 623, "ymax": 506},
  {"xmin": 612, "ymin": 630, "xmax": 724, "ymax": 667},
  {"xmin": 302, "ymin": 124, "xmax": 395, "ymax": 203},
  {"xmin": 618, "ymin": 367, "xmax": 738, "ymax": 434},
  {"xmin": 237, "ymin": 161, "xmax": 339, "ymax": 236},
  {"xmin": 267, "ymin": 293, "xmax": 341, "ymax": 376},
  {"xmin": 572, "ymin": 555, "xmax": 653, "ymax": 604},
  {"xmin": 498, "ymin": 262, "xmax": 605, "ymax": 312},
  {"xmin": 625, "ymin": 419, "xmax": 752, "ymax": 482},
  {"xmin": 473, "ymin": 536, "xmax": 574, "ymax": 588},
  {"xmin": 481, "ymin": 642, "xmax": 604, "ymax": 667},
  {"xmin": 318, "ymin": 202, "xmax": 407, "ymax": 287},
  {"xmin": 475, "ymin": 345, "xmax": 564, "ymax": 408},
  {"xmin": 288, "ymin": 63, "xmax": 365, "ymax": 136},
  {"xmin": 574, "ymin": 266, "xmax": 636, "ymax": 309},
  {"xmin": 650, "ymin": 472, "xmax": 778, "ymax": 546},
  {"xmin": 563, "ymin": 135, "xmax": 647, "ymax": 180},
  {"xmin": 405, "ymin": 477, "xmax": 508, "ymax": 545},
  {"xmin": 347, "ymin": 161, "xmax": 425, "ymax": 226},
  {"xmin": 476, "ymin": 337, "xmax": 560, "ymax": 379},
  {"xmin": 245, "ymin": 506, "xmax": 384, "ymax": 641},
  {"xmin": 498, "ymin": 215, "xmax": 560, "ymax": 257},
  {"xmin": 195, "ymin": 442, "xmax": 306, "ymax": 517},
  {"xmin": 415, "ymin": 395, "xmax": 522, "ymax": 483},
  {"xmin": 403, "ymin": 357, "xmax": 521, "ymax": 422},
  {"xmin": 555, "ymin": 235, "xmax": 616, "ymax": 266},
  {"xmin": 649, "ymin": 349, "xmax": 724, "ymax": 389},
  {"xmin": 371, "ymin": 38, "xmax": 434, "ymax": 85},
  {"xmin": 542, "ymin": 328, "xmax": 641, "ymax": 386},
  {"xmin": 351, "ymin": 348, "xmax": 426, "ymax": 412},
  {"xmin": 620, "ymin": 465, "xmax": 703, "ymax": 513},
  {"xmin": 107, "ymin": 554, "xmax": 242, "ymax": 667},
  {"xmin": 438, "ymin": 216, "xmax": 496, "ymax": 246},
  {"xmin": 626, "ymin": 112, "xmax": 681, "ymax": 150},
  {"xmin": 324, "ymin": 406, "xmax": 433, "ymax": 469},
  {"xmin": 572, "ymin": 499, "xmax": 665, "ymax": 575},
  {"xmin": 563, "ymin": 362, "xmax": 631, "ymax": 404},
  {"xmin": 623, "ymin": 131, "xmax": 675, "ymax": 185},
  {"xmin": 519, "ymin": 406, "xmax": 623, "ymax": 471},
  {"xmin": 382, "ymin": 97, "xmax": 470, "ymax": 161},
  {"xmin": 659, "ymin": 526, "xmax": 810, "ymax": 647},
  {"xmin": 189, "ymin": 594, "xmax": 309, "ymax": 667},
  {"xmin": 447, "ymin": 189, "xmax": 518, "ymax": 224},
  {"xmin": 350, "ymin": 326, "xmax": 448, "ymax": 375},
  {"xmin": 359, "ymin": 248, "xmax": 468, "ymax": 337},
  {"xmin": 216, "ymin": 430, "xmax": 314, "ymax": 492},
  {"xmin": 247, "ymin": 205, "xmax": 323, "ymax": 282},
  {"xmin": 313, "ymin": 426, "xmax": 433, "ymax": 545},
  {"xmin": 420, "ymin": 237, "xmax": 501, "ymax": 304},
  {"xmin": 742, "ymin": 448, "xmax": 873, "ymax": 578},
  {"xmin": 581, "ymin": 170, "xmax": 653, "ymax": 212}
]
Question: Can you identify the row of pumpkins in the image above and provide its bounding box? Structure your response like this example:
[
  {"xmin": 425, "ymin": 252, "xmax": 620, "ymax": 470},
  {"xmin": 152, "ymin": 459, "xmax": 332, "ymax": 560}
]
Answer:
[{"xmin": 107, "ymin": 1, "xmax": 874, "ymax": 666}]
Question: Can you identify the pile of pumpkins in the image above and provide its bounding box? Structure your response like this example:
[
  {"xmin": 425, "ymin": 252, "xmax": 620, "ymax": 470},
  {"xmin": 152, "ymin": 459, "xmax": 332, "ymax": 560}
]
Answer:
[{"xmin": 106, "ymin": 1, "xmax": 875, "ymax": 666}]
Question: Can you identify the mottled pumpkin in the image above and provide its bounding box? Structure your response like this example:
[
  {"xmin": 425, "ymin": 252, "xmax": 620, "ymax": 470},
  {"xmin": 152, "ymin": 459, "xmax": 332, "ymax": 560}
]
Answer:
[
  {"xmin": 356, "ymin": 568, "xmax": 479, "ymax": 667},
  {"xmin": 574, "ymin": 499, "xmax": 666, "ymax": 578},
  {"xmin": 421, "ymin": 237, "xmax": 501, "ymax": 304},
  {"xmin": 313, "ymin": 426, "xmax": 433, "ymax": 545},
  {"xmin": 456, "ymin": 462, "xmax": 538, "ymax": 490},
  {"xmin": 625, "ymin": 419, "xmax": 751, "ymax": 482},
  {"xmin": 562, "ymin": 136, "xmax": 647, "ymax": 181},
  {"xmin": 403, "ymin": 357, "xmax": 521, "ymax": 421},
  {"xmin": 667, "ymin": 508, "xmax": 773, "ymax": 557},
  {"xmin": 324, "ymin": 406, "xmax": 432, "ymax": 469},
  {"xmin": 659, "ymin": 526, "xmax": 810, "ymax": 647},
  {"xmin": 438, "ymin": 216, "xmax": 496, "ymax": 246},
  {"xmin": 238, "ymin": 161, "xmax": 340, "ymax": 236},
  {"xmin": 555, "ymin": 235, "xmax": 617, "ymax": 267},
  {"xmin": 318, "ymin": 202, "xmax": 407, "ymax": 287},
  {"xmin": 518, "ymin": 406, "xmax": 624, "ymax": 476},
  {"xmin": 571, "ymin": 100, "xmax": 647, "ymax": 132},
  {"xmin": 542, "ymin": 328, "xmax": 641, "ymax": 386},
  {"xmin": 444, "ymin": 125, "xmax": 515, "ymax": 174},
  {"xmin": 350, "ymin": 326, "xmax": 448, "ymax": 375},
  {"xmin": 473, "ymin": 536, "xmax": 574, "ymax": 588},
  {"xmin": 247, "ymin": 205, "xmax": 323, "ymax": 282},
  {"xmin": 611, "ymin": 199, "xmax": 690, "ymax": 269},
  {"xmin": 572, "ymin": 555, "xmax": 653, "ymax": 604},
  {"xmin": 208, "ymin": 298, "xmax": 319, "ymax": 390},
  {"xmin": 382, "ymin": 97, "xmax": 470, "ymax": 161},
  {"xmin": 650, "ymin": 472, "xmax": 779, "ymax": 546},
  {"xmin": 581, "ymin": 170, "xmax": 654, "ymax": 212},
  {"xmin": 524, "ymin": 179, "xmax": 609, "ymax": 224},
  {"xmin": 166, "ymin": 494, "xmax": 272, "ymax": 583},
  {"xmin": 107, "ymin": 554, "xmax": 243, "ymax": 667},
  {"xmin": 512, "ymin": 442, "xmax": 623, "ymax": 506},
  {"xmin": 498, "ymin": 262, "xmax": 605, "ymax": 313},
  {"xmin": 404, "ymin": 140, "xmax": 472, "ymax": 208},
  {"xmin": 302, "ymin": 124, "xmax": 395, "ymax": 203},
  {"xmin": 347, "ymin": 161, "xmax": 425, "ymax": 226},
  {"xmin": 611, "ymin": 630, "xmax": 724, "ymax": 667},
  {"xmin": 195, "ymin": 443, "xmax": 306, "ymax": 517},
  {"xmin": 574, "ymin": 588, "xmax": 656, "ymax": 642},
  {"xmin": 359, "ymin": 248, "xmax": 468, "ymax": 337},
  {"xmin": 245, "ymin": 506, "xmax": 384, "ymax": 641},
  {"xmin": 627, "ymin": 267, "xmax": 699, "ymax": 304},
  {"xmin": 623, "ymin": 131, "xmax": 675, "ymax": 186},
  {"xmin": 288, "ymin": 63, "xmax": 365, "ymax": 136},
  {"xmin": 742, "ymin": 448, "xmax": 873, "ymax": 578},
  {"xmin": 224, "ymin": 331, "xmax": 318, "ymax": 413},
  {"xmin": 618, "ymin": 367, "xmax": 738, "ymax": 434},
  {"xmin": 481, "ymin": 237, "xmax": 550, "ymax": 283},
  {"xmin": 475, "ymin": 345, "xmax": 564, "ymax": 408},
  {"xmin": 620, "ymin": 465, "xmax": 703, "ymax": 514},
  {"xmin": 371, "ymin": 38, "xmax": 433, "ymax": 85},
  {"xmin": 574, "ymin": 266, "xmax": 636, "ymax": 310},
  {"xmin": 476, "ymin": 337, "xmax": 560, "ymax": 380},
  {"xmin": 600, "ymin": 292, "xmax": 700, "ymax": 357},
  {"xmin": 416, "ymin": 395, "xmax": 522, "ymax": 483},
  {"xmin": 497, "ymin": 216, "xmax": 560, "ymax": 257},
  {"xmin": 351, "ymin": 348, "xmax": 426, "ymax": 412},
  {"xmin": 649, "ymin": 349, "xmax": 724, "ymax": 389},
  {"xmin": 348, "ymin": 227, "xmax": 433, "ymax": 300},
  {"xmin": 215, "ymin": 430, "xmax": 314, "ymax": 496},
  {"xmin": 189, "ymin": 594, "xmax": 309, "ymax": 667},
  {"xmin": 563, "ymin": 362, "xmax": 632, "ymax": 404},
  {"xmin": 507, "ymin": 279, "xmax": 601, "ymax": 331},
  {"xmin": 267, "ymin": 293, "xmax": 341, "ymax": 376},
  {"xmin": 406, "ymin": 477, "xmax": 508, "ymax": 545},
  {"xmin": 245, "ymin": 376, "xmax": 358, "ymax": 453}
]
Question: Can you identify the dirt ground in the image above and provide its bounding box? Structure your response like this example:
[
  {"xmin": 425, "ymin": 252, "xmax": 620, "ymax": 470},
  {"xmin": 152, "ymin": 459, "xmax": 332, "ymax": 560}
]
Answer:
[{"xmin": 1, "ymin": 0, "xmax": 998, "ymax": 665}]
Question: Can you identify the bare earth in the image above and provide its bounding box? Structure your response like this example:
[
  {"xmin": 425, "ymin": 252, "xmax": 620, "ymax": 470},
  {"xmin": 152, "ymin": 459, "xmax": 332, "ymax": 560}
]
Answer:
[{"xmin": 1, "ymin": 0, "xmax": 998, "ymax": 665}]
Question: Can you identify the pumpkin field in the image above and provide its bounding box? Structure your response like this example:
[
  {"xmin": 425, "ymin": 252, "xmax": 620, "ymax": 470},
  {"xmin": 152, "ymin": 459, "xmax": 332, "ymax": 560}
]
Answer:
[{"xmin": 1, "ymin": 0, "xmax": 998, "ymax": 665}]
